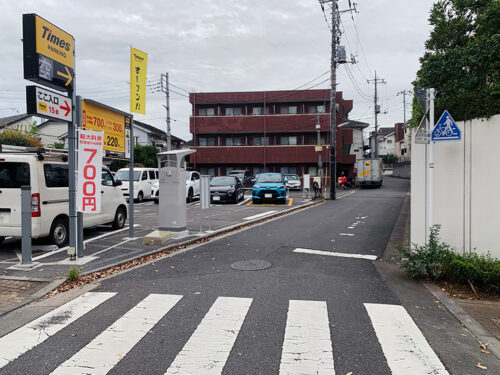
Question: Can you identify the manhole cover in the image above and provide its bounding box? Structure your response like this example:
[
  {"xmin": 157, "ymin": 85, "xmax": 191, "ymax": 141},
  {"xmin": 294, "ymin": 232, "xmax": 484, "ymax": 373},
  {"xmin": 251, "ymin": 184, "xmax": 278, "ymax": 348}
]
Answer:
[{"xmin": 230, "ymin": 259, "xmax": 272, "ymax": 271}]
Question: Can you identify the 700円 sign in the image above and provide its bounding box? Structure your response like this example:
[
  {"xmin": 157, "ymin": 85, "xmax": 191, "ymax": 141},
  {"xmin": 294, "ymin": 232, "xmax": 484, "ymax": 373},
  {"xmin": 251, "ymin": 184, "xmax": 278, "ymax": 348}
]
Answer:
[{"xmin": 77, "ymin": 130, "xmax": 104, "ymax": 213}]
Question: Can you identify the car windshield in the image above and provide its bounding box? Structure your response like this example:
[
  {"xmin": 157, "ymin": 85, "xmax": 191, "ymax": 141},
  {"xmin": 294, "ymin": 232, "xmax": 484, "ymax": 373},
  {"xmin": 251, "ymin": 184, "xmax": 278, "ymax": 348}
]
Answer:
[
  {"xmin": 286, "ymin": 175, "xmax": 299, "ymax": 180},
  {"xmin": 210, "ymin": 177, "xmax": 235, "ymax": 186},
  {"xmin": 256, "ymin": 174, "xmax": 283, "ymax": 183},
  {"xmin": 116, "ymin": 170, "xmax": 141, "ymax": 181},
  {"xmin": 229, "ymin": 172, "xmax": 244, "ymax": 179}
]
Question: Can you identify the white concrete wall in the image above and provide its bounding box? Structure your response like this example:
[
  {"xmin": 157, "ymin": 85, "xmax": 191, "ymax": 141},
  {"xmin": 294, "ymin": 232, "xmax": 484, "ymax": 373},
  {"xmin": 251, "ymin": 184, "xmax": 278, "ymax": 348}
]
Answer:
[
  {"xmin": 351, "ymin": 128, "xmax": 364, "ymax": 161},
  {"xmin": 411, "ymin": 114, "xmax": 500, "ymax": 258}
]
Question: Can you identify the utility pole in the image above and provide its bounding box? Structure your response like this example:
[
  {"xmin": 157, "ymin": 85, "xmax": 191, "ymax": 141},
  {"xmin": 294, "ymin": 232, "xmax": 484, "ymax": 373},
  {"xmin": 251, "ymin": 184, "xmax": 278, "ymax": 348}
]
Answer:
[
  {"xmin": 161, "ymin": 73, "xmax": 171, "ymax": 151},
  {"xmin": 397, "ymin": 89, "xmax": 412, "ymax": 124},
  {"xmin": 367, "ymin": 71, "xmax": 386, "ymax": 158}
]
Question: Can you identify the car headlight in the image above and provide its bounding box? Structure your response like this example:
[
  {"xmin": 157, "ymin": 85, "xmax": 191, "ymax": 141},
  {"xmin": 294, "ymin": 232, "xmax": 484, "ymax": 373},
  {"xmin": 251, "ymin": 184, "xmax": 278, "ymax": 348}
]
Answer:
[
  {"xmin": 253, "ymin": 185, "xmax": 260, "ymax": 189},
  {"xmin": 227, "ymin": 190, "xmax": 235, "ymax": 194},
  {"xmin": 278, "ymin": 185, "xmax": 285, "ymax": 189}
]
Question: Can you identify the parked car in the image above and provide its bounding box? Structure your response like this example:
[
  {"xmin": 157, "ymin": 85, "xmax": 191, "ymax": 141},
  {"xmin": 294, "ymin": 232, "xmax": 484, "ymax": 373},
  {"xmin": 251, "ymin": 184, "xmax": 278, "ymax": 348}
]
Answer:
[
  {"xmin": 252, "ymin": 173, "xmax": 288, "ymax": 204},
  {"xmin": 210, "ymin": 176, "xmax": 245, "ymax": 203},
  {"xmin": 285, "ymin": 174, "xmax": 302, "ymax": 190},
  {"xmin": 228, "ymin": 170, "xmax": 254, "ymax": 188},
  {"xmin": 115, "ymin": 167, "xmax": 158, "ymax": 202},
  {"xmin": 153, "ymin": 170, "xmax": 201, "ymax": 204},
  {"xmin": 0, "ymin": 149, "xmax": 127, "ymax": 247}
]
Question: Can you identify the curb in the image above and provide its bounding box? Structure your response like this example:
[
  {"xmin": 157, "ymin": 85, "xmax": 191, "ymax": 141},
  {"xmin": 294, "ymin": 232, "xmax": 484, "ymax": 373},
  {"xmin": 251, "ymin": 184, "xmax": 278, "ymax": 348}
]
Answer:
[{"xmin": 423, "ymin": 282, "xmax": 500, "ymax": 360}]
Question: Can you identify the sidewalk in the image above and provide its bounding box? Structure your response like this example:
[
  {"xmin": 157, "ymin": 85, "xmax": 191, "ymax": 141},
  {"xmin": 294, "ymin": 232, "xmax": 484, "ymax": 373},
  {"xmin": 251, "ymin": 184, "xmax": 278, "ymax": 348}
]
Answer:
[
  {"xmin": 0, "ymin": 193, "xmax": 327, "ymax": 315},
  {"xmin": 377, "ymin": 190, "xmax": 500, "ymax": 361}
]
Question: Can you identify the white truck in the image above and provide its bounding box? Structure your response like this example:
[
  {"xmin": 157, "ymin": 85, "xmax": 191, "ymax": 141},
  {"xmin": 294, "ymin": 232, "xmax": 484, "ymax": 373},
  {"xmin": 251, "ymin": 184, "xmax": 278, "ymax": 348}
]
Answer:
[{"xmin": 356, "ymin": 159, "xmax": 383, "ymax": 188}]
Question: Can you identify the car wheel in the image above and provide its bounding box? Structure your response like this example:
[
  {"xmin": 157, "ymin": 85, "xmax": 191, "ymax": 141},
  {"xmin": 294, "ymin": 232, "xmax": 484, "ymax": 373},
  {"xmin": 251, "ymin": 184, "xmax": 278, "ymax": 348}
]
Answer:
[
  {"xmin": 0, "ymin": 236, "xmax": 4, "ymax": 245},
  {"xmin": 136, "ymin": 191, "xmax": 144, "ymax": 203},
  {"xmin": 112, "ymin": 206, "xmax": 127, "ymax": 229},
  {"xmin": 154, "ymin": 197, "xmax": 159, "ymax": 204},
  {"xmin": 49, "ymin": 217, "xmax": 69, "ymax": 247},
  {"xmin": 252, "ymin": 198, "xmax": 259, "ymax": 204},
  {"xmin": 187, "ymin": 188, "xmax": 194, "ymax": 203}
]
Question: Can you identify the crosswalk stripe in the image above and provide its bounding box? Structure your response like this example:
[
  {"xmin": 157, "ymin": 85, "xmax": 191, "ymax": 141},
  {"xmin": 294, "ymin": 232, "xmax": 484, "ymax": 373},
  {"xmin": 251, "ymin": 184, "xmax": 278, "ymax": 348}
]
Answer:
[
  {"xmin": 0, "ymin": 292, "xmax": 116, "ymax": 369},
  {"xmin": 364, "ymin": 303, "xmax": 448, "ymax": 375},
  {"xmin": 51, "ymin": 294, "xmax": 183, "ymax": 375},
  {"xmin": 165, "ymin": 296, "xmax": 252, "ymax": 375},
  {"xmin": 279, "ymin": 300, "xmax": 335, "ymax": 374}
]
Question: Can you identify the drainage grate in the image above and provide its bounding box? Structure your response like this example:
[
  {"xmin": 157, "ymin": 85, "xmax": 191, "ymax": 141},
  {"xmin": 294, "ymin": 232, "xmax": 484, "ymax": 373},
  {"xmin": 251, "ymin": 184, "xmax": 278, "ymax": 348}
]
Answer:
[{"xmin": 230, "ymin": 259, "xmax": 272, "ymax": 271}]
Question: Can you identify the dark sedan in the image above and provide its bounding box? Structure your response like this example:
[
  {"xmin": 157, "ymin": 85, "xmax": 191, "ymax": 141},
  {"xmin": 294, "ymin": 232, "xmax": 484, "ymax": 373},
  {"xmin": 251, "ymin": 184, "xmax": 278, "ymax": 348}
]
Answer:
[{"xmin": 210, "ymin": 176, "xmax": 245, "ymax": 203}]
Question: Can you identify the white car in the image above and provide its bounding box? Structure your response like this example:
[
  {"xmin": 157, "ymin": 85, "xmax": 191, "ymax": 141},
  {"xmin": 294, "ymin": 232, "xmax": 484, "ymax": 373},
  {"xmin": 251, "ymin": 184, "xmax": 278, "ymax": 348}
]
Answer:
[
  {"xmin": 285, "ymin": 174, "xmax": 302, "ymax": 190},
  {"xmin": 115, "ymin": 167, "xmax": 158, "ymax": 202},
  {"xmin": 0, "ymin": 149, "xmax": 128, "ymax": 247},
  {"xmin": 153, "ymin": 171, "xmax": 200, "ymax": 203}
]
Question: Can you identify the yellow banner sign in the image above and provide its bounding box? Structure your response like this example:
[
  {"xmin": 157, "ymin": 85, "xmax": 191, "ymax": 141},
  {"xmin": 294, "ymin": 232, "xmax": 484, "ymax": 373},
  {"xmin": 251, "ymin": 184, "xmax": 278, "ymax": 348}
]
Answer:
[
  {"xmin": 130, "ymin": 48, "xmax": 147, "ymax": 114},
  {"xmin": 82, "ymin": 101, "xmax": 125, "ymax": 154},
  {"xmin": 35, "ymin": 15, "xmax": 74, "ymax": 69}
]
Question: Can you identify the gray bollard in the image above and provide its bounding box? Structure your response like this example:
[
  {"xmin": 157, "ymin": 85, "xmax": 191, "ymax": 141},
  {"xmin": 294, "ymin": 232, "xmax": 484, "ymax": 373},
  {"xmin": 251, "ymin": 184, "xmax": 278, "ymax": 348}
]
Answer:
[{"xmin": 21, "ymin": 185, "xmax": 32, "ymax": 266}]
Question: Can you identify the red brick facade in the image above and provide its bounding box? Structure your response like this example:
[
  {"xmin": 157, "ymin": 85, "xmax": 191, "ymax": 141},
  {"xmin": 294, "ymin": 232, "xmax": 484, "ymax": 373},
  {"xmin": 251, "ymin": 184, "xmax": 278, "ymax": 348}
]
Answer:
[{"xmin": 189, "ymin": 89, "xmax": 356, "ymax": 180}]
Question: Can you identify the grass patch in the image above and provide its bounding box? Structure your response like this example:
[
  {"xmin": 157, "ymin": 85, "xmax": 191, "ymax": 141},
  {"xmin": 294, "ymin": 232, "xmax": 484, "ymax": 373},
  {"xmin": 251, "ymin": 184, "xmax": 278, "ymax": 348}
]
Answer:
[
  {"xmin": 66, "ymin": 266, "xmax": 81, "ymax": 282},
  {"xmin": 398, "ymin": 225, "xmax": 500, "ymax": 296}
]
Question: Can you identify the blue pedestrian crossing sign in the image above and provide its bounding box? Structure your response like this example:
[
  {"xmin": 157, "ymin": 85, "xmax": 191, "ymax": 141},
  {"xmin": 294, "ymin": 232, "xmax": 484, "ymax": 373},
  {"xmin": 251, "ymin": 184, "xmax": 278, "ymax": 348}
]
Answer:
[{"xmin": 432, "ymin": 110, "xmax": 461, "ymax": 141}]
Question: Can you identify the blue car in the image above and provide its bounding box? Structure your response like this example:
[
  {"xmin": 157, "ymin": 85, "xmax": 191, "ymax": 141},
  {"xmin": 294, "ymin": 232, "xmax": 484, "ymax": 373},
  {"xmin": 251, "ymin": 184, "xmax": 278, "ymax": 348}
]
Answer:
[{"xmin": 252, "ymin": 173, "xmax": 288, "ymax": 204}]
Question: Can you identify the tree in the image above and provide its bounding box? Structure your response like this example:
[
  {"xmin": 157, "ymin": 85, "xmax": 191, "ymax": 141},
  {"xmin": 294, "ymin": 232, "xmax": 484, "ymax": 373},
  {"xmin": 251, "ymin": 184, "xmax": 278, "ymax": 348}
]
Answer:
[
  {"xmin": 0, "ymin": 129, "xmax": 42, "ymax": 147},
  {"xmin": 133, "ymin": 145, "xmax": 159, "ymax": 168},
  {"xmin": 412, "ymin": 0, "xmax": 500, "ymax": 126}
]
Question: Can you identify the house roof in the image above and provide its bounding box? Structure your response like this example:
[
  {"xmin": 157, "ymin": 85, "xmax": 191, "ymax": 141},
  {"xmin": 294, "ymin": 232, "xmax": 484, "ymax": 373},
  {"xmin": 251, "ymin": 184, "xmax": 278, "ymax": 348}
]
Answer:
[
  {"xmin": 377, "ymin": 127, "xmax": 395, "ymax": 135},
  {"xmin": 338, "ymin": 120, "xmax": 370, "ymax": 129},
  {"xmin": 0, "ymin": 114, "xmax": 33, "ymax": 129}
]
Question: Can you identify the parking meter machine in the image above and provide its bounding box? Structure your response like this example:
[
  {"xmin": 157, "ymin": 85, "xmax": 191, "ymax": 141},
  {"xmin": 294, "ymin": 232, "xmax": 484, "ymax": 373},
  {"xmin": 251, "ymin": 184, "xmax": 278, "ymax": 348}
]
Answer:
[{"xmin": 143, "ymin": 149, "xmax": 196, "ymax": 244}]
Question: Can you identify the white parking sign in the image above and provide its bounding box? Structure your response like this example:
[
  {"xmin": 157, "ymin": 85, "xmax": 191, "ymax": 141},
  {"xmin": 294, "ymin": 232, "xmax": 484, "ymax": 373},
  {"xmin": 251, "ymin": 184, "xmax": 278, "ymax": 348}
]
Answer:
[{"xmin": 77, "ymin": 129, "xmax": 104, "ymax": 213}]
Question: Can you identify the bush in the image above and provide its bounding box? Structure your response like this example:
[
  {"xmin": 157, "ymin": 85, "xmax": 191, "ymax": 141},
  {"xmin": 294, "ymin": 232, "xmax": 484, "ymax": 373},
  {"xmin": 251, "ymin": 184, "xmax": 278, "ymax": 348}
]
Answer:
[
  {"xmin": 381, "ymin": 153, "xmax": 396, "ymax": 164},
  {"xmin": 398, "ymin": 225, "xmax": 500, "ymax": 293},
  {"xmin": 0, "ymin": 129, "xmax": 42, "ymax": 147}
]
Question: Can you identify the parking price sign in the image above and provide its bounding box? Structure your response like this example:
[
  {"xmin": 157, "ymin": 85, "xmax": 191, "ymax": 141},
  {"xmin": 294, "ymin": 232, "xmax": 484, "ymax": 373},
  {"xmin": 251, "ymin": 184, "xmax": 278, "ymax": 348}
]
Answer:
[{"xmin": 77, "ymin": 129, "xmax": 104, "ymax": 213}]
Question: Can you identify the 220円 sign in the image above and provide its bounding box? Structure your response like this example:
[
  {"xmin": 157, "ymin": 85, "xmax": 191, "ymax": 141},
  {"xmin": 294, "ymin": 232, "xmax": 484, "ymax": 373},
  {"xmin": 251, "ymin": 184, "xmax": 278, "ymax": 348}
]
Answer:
[{"xmin": 81, "ymin": 101, "xmax": 126, "ymax": 156}]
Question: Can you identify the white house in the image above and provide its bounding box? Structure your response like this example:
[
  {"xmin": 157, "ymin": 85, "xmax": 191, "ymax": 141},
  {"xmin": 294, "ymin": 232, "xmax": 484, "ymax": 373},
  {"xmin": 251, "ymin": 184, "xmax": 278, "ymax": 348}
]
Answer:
[
  {"xmin": 377, "ymin": 130, "xmax": 395, "ymax": 156},
  {"xmin": 0, "ymin": 114, "xmax": 36, "ymax": 134},
  {"xmin": 338, "ymin": 119, "xmax": 369, "ymax": 161}
]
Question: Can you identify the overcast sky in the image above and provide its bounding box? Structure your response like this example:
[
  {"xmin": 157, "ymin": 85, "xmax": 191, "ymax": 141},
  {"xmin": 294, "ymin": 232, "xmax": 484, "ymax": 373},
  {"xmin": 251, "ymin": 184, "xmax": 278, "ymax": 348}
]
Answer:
[{"xmin": 1, "ymin": 0, "xmax": 435, "ymax": 141}]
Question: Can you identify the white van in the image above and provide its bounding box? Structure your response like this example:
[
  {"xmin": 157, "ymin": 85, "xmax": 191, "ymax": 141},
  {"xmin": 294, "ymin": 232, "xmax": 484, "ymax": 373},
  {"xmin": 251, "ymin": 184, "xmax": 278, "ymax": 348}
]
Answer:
[
  {"xmin": 0, "ymin": 148, "xmax": 128, "ymax": 247},
  {"xmin": 116, "ymin": 167, "xmax": 158, "ymax": 202}
]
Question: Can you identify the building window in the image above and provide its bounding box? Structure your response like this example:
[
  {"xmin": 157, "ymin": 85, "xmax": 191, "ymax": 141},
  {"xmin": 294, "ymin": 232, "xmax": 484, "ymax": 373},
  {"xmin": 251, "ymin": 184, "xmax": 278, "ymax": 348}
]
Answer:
[
  {"xmin": 280, "ymin": 136, "xmax": 297, "ymax": 145},
  {"xmin": 280, "ymin": 106, "xmax": 297, "ymax": 115},
  {"xmin": 226, "ymin": 107, "xmax": 242, "ymax": 116},
  {"xmin": 280, "ymin": 167, "xmax": 297, "ymax": 175},
  {"xmin": 253, "ymin": 136, "xmax": 269, "ymax": 146},
  {"xmin": 226, "ymin": 137, "xmax": 243, "ymax": 146},
  {"xmin": 308, "ymin": 166, "xmax": 318, "ymax": 176},
  {"xmin": 199, "ymin": 108, "xmax": 215, "ymax": 116},
  {"xmin": 387, "ymin": 139, "xmax": 393, "ymax": 144},
  {"xmin": 198, "ymin": 137, "xmax": 215, "ymax": 146},
  {"xmin": 252, "ymin": 107, "xmax": 263, "ymax": 115},
  {"xmin": 200, "ymin": 167, "xmax": 215, "ymax": 176},
  {"xmin": 308, "ymin": 105, "xmax": 326, "ymax": 113}
]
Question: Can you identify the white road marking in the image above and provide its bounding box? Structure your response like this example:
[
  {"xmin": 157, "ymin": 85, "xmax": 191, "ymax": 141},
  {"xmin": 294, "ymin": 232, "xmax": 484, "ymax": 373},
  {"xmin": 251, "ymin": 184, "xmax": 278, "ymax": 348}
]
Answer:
[
  {"xmin": 52, "ymin": 294, "xmax": 182, "ymax": 375},
  {"xmin": 32, "ymin": 225, "xmax": 140, "ymax": 261},
  {"xmin": 243, "ymin": 211, "xmax": 277, "ymax": 220},
  {"xmin": 339, "ymin": 233, "xmax": 355, "ymax": 236},
  {"xmin": 0, "ymin": 292, "xmax": 115, "ymax": 369},
  {"xmin": 237, "ymin": 197, "xmax": 251, "ymax": 206},
  {"xmin": 348, "ymin": 226, "xmax": 355, "ymax": 229},
  {"xmin": 364, "ymin": 303, "xmax": 448, "ymax": 375},
  {"xmin": 293, "ymin": 248, "xmax": 377, "ymax": 260},
  {"xmin": 165, "ymin": 296, "xmax": 252, "ymax": 375},
  {"xmin": 279, "ymin": 300, "xmax": 335, "ymax": 374}
]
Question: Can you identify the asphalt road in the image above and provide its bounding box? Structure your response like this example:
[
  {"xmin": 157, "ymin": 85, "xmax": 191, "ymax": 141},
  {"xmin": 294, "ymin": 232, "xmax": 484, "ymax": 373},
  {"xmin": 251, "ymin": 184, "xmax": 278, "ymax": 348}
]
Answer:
[{"xmin": 1, "ymin": 178, "xmax": 498, "ymax": 374}]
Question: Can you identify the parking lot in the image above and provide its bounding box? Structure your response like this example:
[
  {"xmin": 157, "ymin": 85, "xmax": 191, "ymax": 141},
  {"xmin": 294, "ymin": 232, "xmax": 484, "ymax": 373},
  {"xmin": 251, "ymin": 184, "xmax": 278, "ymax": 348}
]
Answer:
[{"xmin": 0, "ymin": 189, "xmax": 318, "ymax": 265}]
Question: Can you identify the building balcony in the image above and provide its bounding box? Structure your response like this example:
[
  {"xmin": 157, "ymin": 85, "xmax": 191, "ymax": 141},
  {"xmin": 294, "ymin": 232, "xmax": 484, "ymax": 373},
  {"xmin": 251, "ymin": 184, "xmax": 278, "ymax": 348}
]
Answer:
[
  {"xmin": 190, "ymin": 145, "xmax": 356, "ymax": 165},
  {"xmin": 190, "ymin": 113, "xmax": 346, "ymax": 134}
]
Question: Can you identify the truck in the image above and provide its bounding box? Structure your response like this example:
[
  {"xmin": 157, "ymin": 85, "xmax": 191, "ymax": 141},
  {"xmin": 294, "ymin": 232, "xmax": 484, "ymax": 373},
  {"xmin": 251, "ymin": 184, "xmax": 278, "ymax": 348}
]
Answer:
[{"xmin": 355, "ymin": 159, "xmax": 383, "ymax": 188}]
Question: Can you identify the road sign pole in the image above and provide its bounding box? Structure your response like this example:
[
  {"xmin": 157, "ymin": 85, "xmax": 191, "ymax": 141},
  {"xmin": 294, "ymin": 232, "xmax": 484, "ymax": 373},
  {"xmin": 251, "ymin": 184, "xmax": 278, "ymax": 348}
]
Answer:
[
  {"xmin": 21, "ymin": 185, "xmax": 32, "ymax": 265},
  {"xmin": 76, "ymin": 95, "xmax": 84, "ymax": 258},
  {"xmin": 68, "ymin": 83, "xmax": 77, "ymax": 258},
  {"xmin": 428, "ymin": 88, "xmax": 435, "ymax": 239},
  {"xmin": 129, "ymin": 116, "xmax": 134, "ymax": 239}
]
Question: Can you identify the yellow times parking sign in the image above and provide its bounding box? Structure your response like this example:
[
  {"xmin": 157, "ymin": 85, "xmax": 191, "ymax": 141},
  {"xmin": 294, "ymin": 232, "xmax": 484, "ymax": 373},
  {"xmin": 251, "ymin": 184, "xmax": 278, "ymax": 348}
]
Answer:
[{"xmin": 82, "ymin": 101, "xmax": 125, "ymax": 155}]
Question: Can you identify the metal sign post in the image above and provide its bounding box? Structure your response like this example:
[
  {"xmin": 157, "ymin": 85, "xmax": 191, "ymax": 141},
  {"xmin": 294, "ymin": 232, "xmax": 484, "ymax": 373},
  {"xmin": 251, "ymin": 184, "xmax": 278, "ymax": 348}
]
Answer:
[
  {"xmin": 129, "ymin": 116, "xmax": 134, "ymax": 239},
  {"xmin": 200, "ymin": 175, "xmax": 211, "ymax": 232},
  {"xmin": 21, "ymin": 186, "xmax": 32, "ymax": 266}
]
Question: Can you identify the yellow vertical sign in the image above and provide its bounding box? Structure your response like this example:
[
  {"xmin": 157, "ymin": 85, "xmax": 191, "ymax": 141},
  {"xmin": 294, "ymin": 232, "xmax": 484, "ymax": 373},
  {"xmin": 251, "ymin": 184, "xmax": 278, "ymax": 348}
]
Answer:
[{"xmin": 130, "ymin": 48, "xmax": 147, "ymax": 114}]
